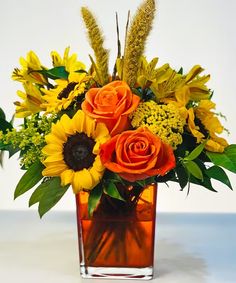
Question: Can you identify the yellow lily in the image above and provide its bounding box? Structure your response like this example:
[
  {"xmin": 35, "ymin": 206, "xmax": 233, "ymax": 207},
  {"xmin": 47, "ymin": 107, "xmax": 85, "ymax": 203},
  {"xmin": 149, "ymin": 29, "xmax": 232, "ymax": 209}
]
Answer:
[
  {"xmin": 14, "ymin": 82, "xmax": 45, "ymax": 118},
  {"xmin": 12, "ymin": 51, "xmax": 48, "ymax": 85}
]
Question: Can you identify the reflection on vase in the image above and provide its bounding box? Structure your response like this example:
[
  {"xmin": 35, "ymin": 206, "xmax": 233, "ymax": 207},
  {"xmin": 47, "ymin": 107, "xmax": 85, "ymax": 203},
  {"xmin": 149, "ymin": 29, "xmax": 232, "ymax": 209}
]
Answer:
[{"xmin": 76, "ymin": 183, "xmax": 157, "ymax": 280}]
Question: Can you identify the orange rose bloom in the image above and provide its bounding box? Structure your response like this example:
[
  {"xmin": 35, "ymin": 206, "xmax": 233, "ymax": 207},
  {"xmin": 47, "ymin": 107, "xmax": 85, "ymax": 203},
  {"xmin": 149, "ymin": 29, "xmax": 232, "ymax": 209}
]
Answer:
[
  {"xmin": 81, "ymin": 81, "xmax": 140, "ymax": 136},
  {"xmin": 100, "ymin": 128, "xmax": 176, "ymax": 182}
]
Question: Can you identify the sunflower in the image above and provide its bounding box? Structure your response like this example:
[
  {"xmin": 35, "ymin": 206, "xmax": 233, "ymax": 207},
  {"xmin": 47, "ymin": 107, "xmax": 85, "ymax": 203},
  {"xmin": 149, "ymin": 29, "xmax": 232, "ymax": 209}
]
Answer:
[
  {"xmin": 41, "ymin": 48, "xmax": 89, "ymax": 113},
  {"xmin": 42, "ymin": 110, "xmax": 110, "ymax": 193},
  {"xmin": 41, "ymin": 74, "xmax": 87, "ymax": 113}
]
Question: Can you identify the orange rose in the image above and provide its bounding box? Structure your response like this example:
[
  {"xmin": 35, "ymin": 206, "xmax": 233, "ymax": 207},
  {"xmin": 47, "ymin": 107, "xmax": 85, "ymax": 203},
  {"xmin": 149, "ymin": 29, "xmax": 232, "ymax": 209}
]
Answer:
[
  {"xmin": 100, "ymin": 128, "xmax": 176, "ymax": 182},
  {"xmin": 81, "ymin": 81, "xmax": 140, "ymax": 136}
]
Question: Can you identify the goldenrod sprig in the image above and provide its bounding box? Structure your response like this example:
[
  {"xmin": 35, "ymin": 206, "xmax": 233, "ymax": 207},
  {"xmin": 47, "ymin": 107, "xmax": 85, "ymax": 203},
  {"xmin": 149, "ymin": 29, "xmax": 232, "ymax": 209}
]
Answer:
[
  {"xmin": 123, "ymin": 0, "xmax": 156, "ymax": 86},
  {"xmin": 81, "ymin": 7, "xmax": 109, "ymax": 85},
  {"xmin": 1, "ymin": 114, "xmax": 55, "ymax": 168}
]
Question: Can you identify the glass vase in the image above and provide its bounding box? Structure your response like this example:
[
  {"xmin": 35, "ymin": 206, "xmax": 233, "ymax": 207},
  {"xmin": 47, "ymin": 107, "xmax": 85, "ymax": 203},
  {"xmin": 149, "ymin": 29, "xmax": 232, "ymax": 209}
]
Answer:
[{"xmin": 75, "ymin": 183, "xmax": 157, "ymax": 280}]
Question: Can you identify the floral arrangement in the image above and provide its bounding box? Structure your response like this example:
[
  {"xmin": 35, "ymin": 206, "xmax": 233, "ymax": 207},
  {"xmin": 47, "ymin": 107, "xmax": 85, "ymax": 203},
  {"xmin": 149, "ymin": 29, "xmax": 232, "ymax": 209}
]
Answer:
[{"xmin": 0, "ymin": 0, "xmax": 235, "ymax": 218}]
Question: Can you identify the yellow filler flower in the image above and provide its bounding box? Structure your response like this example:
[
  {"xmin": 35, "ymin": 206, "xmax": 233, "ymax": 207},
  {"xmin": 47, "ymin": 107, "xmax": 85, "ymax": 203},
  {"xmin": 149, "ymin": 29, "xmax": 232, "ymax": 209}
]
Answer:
[
  {"xmin": 42, "ymin": 110, "xmax": 110, "ymax": 193},
  {"xmin": 130, "ymin": 100, "xmax": 185, "ymax": 149}
]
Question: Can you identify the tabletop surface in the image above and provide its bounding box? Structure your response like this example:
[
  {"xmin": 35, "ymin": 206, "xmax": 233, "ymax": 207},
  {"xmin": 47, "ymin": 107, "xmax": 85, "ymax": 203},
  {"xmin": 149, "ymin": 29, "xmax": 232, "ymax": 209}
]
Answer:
[{"xmin": 0, "ymin": 211, "xmax": 235, "ymax": 283}]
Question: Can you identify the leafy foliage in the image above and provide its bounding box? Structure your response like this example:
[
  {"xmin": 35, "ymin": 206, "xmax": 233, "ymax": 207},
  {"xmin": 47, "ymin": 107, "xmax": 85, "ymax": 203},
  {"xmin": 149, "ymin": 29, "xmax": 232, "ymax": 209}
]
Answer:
[
  {"xmin": 88, "ymin": 183, "xmax": 103, "ymax": 216},
  {"xmin": 0, "ymin": 118, "xmax": 13, "ymax": 133},
  {"xmin": 172, "ymin": 141, "xmax": 235, "ymax": 194},
  {"xmin": 36, "ymin": 177, "xmax": 69, "ymax": 218},
  {"xmin": 33, "ymin": 66, "xmax": 69, "ymax": 80},
  {"xmin": 206, "ymin": 166, "xmax": 232, "ymax": 190},
  {"xmin": 14, "ymin": 160, "xmax": 44, "ymax": 199},
  {"xmin": 0, "ymin": 107, "xmax": 6, "ymax": 120},
  {"xmin": 207, "ymin": 145, "xmax": 236, "ymax": 173},
  {"xmin": 103, "ymin": 182, "xmax": 125, "ymax": 201}
]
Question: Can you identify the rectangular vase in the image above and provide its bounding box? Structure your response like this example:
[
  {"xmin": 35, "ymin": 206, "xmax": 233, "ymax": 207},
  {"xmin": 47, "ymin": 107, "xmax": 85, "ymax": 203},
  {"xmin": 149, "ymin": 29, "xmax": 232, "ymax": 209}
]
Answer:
[{"xmin": 76, "ymin": 183, "xmax": 157, "ymax": 280}]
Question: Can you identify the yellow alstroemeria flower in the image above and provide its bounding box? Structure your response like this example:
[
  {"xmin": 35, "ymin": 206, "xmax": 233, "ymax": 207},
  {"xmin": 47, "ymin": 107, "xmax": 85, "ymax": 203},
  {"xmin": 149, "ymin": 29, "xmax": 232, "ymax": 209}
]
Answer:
[
  {"xmin": 163, "ymin": 85, "xmax": 190, "ymax": 120},
  {"xmin": 152, "ymin": 65, "xmax": 210, "ymax": 104},
  {"xmin": 183, "ymin": 65, "xmax": 210, "ymax": 101},
  {"xmin": 42, "ymin": 110, "xmax": 110, "ymax": 193},
  {"xmin": 14, "ymin": 82, "xmax": 46, "ymax": 118},
  {"xmin": 51, "ymin": 47, "xmax": 86, "ymax": 75},
  {"xmin": 12, "ymin": 51, "xmax": 48, "ymax": 85}
]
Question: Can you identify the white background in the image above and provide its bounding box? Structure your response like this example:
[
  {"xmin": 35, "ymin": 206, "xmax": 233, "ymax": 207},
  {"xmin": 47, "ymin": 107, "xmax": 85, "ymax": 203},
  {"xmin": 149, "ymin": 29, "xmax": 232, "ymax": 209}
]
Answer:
[{"xmin": 0, "ymin": 0, "xmax": 235, "ymax": 213}]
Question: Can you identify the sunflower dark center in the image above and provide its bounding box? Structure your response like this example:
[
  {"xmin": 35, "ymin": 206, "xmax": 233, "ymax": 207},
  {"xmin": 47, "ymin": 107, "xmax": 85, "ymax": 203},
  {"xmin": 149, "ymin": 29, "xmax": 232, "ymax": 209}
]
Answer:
[
  {"xmin": 57, "ymin": 82, "xmax": 77, "ymax": 100},
  {"xmin": 63, "ymin": 133, "xmax": 96, "ymax": 171}
]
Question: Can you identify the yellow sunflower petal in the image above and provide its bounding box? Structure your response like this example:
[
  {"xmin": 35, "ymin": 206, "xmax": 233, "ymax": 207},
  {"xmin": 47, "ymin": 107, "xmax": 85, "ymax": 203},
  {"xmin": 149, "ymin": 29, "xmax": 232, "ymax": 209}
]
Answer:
[
  {"xmin": 42, "ymin": 164, "xmax": 67, "ymax": 176},
  {"xmin": 93, "ymin": 141, "xmax": 101, "ymax": 155},
  {"xmin": 78, "ymin": 169, "xmax": 94, "ymax": 190},
  {"xmin": 51, "ymin": 122, "xmax": 67, "ymax": 141},
  {"xmin": 60, "ymin": 169, "xmax": 74, "ymax": 186},
  {"xmin": 187, "ymin": 108, "xmax": 204, "ymax": 143},
  {"xmin": 93, "ymin": 156, "xmax": 105, "ymax": 172},
  {"xmin": 42, "ymin": 144, "xmax": 63, "ymax": 155},
  {"xmin": 94, "ymin": 122, "xmax": 110, "ymax": 140},
  {"xmin": 89, "ymin": 166, "xmax": 103, "ymax": 184},
  {"xmin": 84, "ymin": 115, "xmax": 96, "ymax": 138},
  {"xmin": 72, "ymin": 171, "xmax": 83, "ymax": 193},
  {"xmin": 44, "ymin": 153, "xmax": 64, "ymax": 163},
  {"xmin": 60, "ymin": 114, "xmax": 75, "ymax": 135},
  {"xmin": 73, "ymin": 110, "xmax": 85, "ymax": 133},
  {"xmin": 45, "ymin": 133, "xmax": 64, "ymax": 146}
]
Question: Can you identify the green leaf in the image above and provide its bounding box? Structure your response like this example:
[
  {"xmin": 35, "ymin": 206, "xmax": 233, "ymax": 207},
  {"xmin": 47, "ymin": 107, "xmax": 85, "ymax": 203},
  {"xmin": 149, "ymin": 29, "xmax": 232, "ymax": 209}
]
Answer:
[
  {"xmin": 0, "ymin": 108, "xmax": 6, "ymax": 120},
  {"xmin": 155, "ymin": 170, "xmax": 177, "ymax": 183},
  {"xmin": 184, "ymin": 141, "xmax": 206, "ymax": 161},
  {"xmin": 178, "ymin": 67, "xmax": 183, "ymax": 75},
  {"xmin": 88, "ymin": 183, "xmax": 103, "ymax": 216},
  {"xmin": 184, "ymin": 160, "xmax": 203, "ymax": 180},
  {"xmin": 0, "ymin": 142, "xmax": 19, "ymax": 157},
  {"xmin": 35, "ymin": 66, "xmax": 69, "ymax": 80},
  {"xmin": 175, "ymin": 165, "xmax": 189, "ymax": 190},
  {"xmin": 188, "ymin": 159, "xmax": 217, "ymax": 192},
  {"xmin": 104, "ymin": 171, "xmax": 125, "ymax": 184},
  {"xmin": 136, "ymin": 176, "xmax": 156, "ymax": 187},
  {"xmin": 29, "ymin": 178, "xmax": 52, "ymax": 207},
  {"xmin": 0, "ymin": 118, "xmax": 13, "ymax": 133},
  {"xmin": 14, "ymin": 160, "xmax": 44, "ymax": 199},
  {"xmin": 75, "ymin": 69, "xmax": 88, "ymax": 74},
  {"xmin": 38, "ymin": 177, "xmax": 69, "ymax": 218},
  {"xmin": 131, "ymin": 87, "xmax": 143, "ymax": 99},
  {"xmin": 190, "ymin": 175, "xmax": 217, "ymax": 192},
  {"xmin": 206, "ymin": 145, "xmax": 236, "ymax": 173},
  {"xmin": 206, "ymin": 166, "xmax": 233, "ymax": 190},
  {"xmin": 104, "ymin": 182, "xmax": 125, "ymax": 201}
]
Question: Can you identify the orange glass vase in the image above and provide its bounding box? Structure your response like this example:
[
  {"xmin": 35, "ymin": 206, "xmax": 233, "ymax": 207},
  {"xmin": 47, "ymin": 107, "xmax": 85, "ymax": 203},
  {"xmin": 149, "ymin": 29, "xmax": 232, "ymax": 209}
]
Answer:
[{"xmin": 76, "ymin": 183, "xmax": 157, "ymax": 280}]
